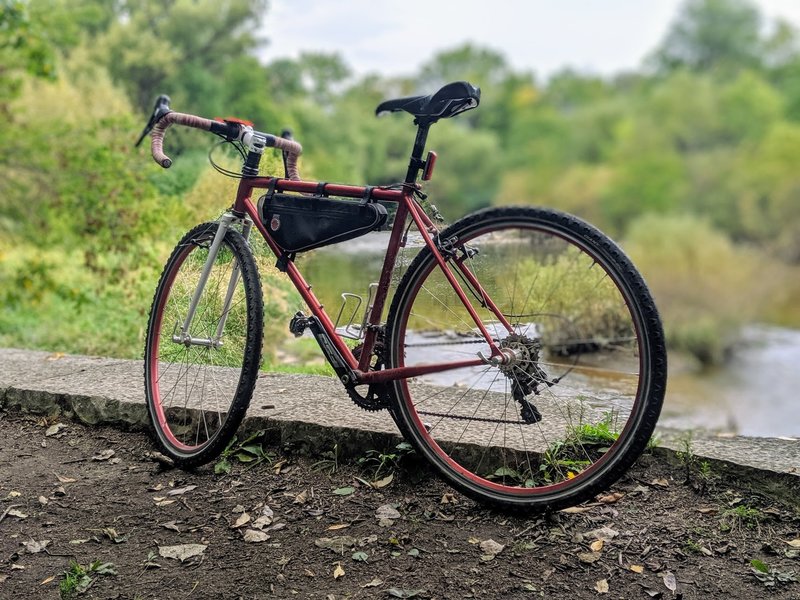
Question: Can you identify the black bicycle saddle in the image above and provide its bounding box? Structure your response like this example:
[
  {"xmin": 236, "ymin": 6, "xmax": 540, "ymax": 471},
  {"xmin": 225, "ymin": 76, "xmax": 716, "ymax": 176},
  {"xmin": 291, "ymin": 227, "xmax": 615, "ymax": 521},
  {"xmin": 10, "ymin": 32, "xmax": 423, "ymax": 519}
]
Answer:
[{"xmin": 375, "ymin": 81, "xmax": 480, "ymax": 123}]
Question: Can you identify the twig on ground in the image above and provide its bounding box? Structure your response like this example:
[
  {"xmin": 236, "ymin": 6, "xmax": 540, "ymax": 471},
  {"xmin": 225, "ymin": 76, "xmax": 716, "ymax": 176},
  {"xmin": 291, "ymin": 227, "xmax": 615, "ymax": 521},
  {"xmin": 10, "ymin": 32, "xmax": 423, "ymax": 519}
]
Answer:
[{"xmin": 0, "ymin": 504, "xmax": 22, "ymax": 526}]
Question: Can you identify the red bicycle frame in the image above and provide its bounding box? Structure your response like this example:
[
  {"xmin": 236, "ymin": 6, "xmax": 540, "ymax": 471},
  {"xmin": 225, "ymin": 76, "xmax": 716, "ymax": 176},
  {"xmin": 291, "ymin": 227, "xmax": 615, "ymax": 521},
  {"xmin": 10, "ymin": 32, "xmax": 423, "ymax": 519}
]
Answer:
[{"xmin": 233, "ymin": 176, "xmax": 514, "ymax": 385}]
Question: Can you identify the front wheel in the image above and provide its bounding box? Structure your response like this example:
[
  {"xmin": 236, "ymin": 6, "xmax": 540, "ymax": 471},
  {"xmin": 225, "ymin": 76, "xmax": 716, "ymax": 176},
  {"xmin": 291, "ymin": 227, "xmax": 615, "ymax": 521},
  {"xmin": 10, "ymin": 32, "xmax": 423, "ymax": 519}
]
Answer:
[
  {"xmin": 386, "ymin": 207, "xmax": 667, "ymax": 511},
  {"xmin": 144, "ymin": 222, "xmax": 263, "ymax": 467}
]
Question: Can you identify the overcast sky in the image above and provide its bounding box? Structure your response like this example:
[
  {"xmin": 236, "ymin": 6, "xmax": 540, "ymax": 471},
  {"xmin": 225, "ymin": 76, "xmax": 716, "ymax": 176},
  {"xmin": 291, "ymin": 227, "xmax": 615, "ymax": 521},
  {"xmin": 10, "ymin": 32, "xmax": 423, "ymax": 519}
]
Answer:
[{"xmin": 259, "ymin": 0, "xmax": 800, "ymax": 80}]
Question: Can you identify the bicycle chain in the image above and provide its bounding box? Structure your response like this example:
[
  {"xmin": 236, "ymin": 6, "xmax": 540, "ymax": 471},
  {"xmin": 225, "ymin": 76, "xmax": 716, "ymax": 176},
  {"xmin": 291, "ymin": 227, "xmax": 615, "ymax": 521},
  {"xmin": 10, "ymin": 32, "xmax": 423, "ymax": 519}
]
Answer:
[
  {"xmin": 404, "ymin": 338, "xmax": 489, "ymax": 348},
  {"xmin": 416, "ymin": 410, "xmax": 529, "ymax": 426}
]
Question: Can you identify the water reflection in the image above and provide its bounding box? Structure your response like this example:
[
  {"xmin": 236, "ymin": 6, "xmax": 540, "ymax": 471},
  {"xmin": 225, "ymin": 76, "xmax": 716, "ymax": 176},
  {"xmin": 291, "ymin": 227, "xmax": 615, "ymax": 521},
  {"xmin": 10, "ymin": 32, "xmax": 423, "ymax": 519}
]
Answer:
[{"xmin": 301, "ymin": 233, "xmax": 800, "ymax": 438}]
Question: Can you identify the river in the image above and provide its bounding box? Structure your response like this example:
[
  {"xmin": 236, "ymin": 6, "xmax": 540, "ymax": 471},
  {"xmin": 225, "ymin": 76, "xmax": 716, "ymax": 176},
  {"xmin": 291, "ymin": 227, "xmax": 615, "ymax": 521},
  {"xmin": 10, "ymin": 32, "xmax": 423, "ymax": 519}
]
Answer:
[{"xmin": 297, "ymin": 233, "xmax": 800, "ymax": 439}]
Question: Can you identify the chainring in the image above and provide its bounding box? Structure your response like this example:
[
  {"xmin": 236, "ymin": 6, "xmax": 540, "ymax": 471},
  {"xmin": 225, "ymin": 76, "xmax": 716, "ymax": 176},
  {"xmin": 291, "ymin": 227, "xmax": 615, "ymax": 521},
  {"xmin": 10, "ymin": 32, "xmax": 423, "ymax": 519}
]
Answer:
[{"xmin": 346, "ymin": 337, "xmax": 391, "ymax": 412}]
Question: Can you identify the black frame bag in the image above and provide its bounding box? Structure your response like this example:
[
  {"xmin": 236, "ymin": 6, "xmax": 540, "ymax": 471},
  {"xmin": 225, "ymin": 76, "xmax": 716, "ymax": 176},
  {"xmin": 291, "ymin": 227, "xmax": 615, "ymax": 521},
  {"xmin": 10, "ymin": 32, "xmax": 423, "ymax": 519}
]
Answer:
[{"xmin": 259, "ymin": 187, "xmax": 388, "ymax": 253}]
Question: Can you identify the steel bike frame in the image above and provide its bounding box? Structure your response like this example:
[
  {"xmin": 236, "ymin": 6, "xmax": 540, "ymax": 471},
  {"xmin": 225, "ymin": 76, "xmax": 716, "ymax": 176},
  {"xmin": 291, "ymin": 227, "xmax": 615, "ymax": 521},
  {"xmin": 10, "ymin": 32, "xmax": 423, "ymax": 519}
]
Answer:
[{"xmin": 203, "ymin": 174, "xmax": 513, "ymax": 387}]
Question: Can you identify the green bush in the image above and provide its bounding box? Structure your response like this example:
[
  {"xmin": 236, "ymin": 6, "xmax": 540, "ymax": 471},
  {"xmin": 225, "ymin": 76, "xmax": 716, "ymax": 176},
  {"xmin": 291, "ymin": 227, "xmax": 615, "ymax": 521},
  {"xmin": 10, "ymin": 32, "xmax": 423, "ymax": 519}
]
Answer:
[{"xmin": 625, "ymin": 213, "xmax": 772, "ymax": 366}]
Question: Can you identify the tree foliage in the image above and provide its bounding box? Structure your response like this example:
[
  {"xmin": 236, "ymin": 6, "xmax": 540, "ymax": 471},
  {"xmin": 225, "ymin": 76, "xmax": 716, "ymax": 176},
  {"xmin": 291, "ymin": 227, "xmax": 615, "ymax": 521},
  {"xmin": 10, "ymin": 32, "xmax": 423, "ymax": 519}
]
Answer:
[{"xmin": 4, "ymin": 0, "xmax": 800, "ymax": 362}]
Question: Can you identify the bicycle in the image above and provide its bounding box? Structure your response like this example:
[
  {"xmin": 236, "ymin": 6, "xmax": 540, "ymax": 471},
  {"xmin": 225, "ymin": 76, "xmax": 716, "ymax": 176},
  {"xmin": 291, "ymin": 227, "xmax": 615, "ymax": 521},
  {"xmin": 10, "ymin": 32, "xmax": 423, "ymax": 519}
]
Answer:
[{"xmin": 138, "ymin": 81, "xmax": 667, "ymax": 511}]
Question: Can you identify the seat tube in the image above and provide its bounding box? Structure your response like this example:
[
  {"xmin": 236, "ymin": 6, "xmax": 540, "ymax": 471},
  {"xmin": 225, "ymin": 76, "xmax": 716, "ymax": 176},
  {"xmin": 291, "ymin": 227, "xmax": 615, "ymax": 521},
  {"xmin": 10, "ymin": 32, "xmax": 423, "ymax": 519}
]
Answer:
[{"xmin": 178, "ymin": 213, "xmax": 237, "ymax": 340}]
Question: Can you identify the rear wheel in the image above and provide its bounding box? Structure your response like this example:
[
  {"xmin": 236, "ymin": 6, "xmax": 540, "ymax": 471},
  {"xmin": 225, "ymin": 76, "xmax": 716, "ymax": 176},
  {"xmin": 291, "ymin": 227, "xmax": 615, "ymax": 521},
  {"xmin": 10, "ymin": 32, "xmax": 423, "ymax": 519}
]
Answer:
[
  {"xmin": 144, "ymin": 222, "xmax": 263, "ymax": 467},
  {"xmin": 386, "ymin": 207, "xmax": 667, "ymax": 511}
]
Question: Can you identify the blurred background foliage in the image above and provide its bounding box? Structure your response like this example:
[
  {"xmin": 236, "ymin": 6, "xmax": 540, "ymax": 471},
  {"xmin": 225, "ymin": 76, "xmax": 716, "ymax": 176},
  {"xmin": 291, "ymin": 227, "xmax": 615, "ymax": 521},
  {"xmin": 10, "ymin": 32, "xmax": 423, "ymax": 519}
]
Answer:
[{"xmin": 2, "ymin": 0, "xmax": 800, "ymax": 368}]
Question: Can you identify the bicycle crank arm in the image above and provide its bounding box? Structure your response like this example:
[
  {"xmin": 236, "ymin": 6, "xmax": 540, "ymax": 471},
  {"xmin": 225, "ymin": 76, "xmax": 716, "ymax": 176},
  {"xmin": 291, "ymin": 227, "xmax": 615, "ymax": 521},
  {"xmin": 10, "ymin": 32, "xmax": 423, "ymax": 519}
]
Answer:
[{"xmin": 299, "ymin": 314, "xmax": 359, "ymax": 385}]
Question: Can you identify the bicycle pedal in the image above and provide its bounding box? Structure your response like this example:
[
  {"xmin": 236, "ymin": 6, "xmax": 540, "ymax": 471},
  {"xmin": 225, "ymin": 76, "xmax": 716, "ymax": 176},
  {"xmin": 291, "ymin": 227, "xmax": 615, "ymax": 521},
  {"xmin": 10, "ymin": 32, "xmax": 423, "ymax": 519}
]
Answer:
[{"xmin": 289, "ymin": 311, "xmax": 311, "ymax": 337}]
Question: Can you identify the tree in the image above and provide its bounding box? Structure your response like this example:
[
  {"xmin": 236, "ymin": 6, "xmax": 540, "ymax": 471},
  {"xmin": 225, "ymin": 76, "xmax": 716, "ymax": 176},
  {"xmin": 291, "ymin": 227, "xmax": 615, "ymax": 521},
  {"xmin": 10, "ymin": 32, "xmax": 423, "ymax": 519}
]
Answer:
[
  {"xmin": 85, "ymin": 0, "xmax": 269, "ymax": 112},
  {"xmin": 650, "ymin": 0, "xmax": 762, "ymax": 74},
  {"xmin": 0, "ymin": 1, "xmax": 56, "ymax": 111}
]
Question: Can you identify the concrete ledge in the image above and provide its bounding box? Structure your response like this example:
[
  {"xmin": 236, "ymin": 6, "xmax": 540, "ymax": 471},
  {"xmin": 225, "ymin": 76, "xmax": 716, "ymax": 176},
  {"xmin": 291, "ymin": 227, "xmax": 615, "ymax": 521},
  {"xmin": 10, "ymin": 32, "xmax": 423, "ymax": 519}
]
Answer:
[{"xmin": 1, "ymin": 348, "xmax": 797, "ymax": 499}]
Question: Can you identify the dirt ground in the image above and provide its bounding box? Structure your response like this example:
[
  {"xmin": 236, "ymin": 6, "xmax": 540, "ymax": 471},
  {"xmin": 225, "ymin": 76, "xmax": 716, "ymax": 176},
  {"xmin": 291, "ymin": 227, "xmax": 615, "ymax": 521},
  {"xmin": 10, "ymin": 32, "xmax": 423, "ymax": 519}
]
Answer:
[{"xmin": 0, "ymin": 410, "xmax": 798, "ymax": 600}]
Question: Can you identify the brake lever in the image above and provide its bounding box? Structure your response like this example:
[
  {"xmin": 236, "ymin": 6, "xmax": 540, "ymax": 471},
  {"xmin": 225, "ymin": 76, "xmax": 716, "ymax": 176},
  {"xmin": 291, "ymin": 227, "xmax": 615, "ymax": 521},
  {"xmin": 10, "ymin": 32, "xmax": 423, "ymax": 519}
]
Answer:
[
  {"xmin": 135, "ymin": 94, "xmax": 172, "ymax": 147},
  {"xmin": 280, "ymin": 128, "xmax": 293, "ymax": 177}
]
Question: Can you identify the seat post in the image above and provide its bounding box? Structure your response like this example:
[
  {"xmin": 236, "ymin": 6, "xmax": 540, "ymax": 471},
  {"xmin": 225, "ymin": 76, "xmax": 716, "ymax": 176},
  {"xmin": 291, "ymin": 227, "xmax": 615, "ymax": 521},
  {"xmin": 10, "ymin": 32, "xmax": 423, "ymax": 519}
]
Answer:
[{"xmin": 404, "ymin": 120, "xmax": 432, "ymax": 184}]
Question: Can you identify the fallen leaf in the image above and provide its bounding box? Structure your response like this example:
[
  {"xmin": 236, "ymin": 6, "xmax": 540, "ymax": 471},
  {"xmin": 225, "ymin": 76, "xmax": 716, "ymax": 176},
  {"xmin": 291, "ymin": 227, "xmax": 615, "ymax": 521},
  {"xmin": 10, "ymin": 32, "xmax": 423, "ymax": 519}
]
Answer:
[
  {"xmin": 468, "ymin": 537, "xmax": 480, "ymax": 544},
  {"xmin": 662, "ymin": 571, "xmax": 677, "ymax": 593},
  {"xmin": 157, "ymin": 543, "xmax": 207, "ymax": 562},
  {"xmin": 696, "ymin": 506, "xmax": 717, "ymax": 514},
  {"xmin": 407, "ymin": 548, "xmax": 420, "ymax": 558},
  {"xmin": 21, "ymin": 539, "xmax": 50, "ymax": 554},
  {"xmin": 578, "ymin": 551, "xmax": 601, "ymax": 564},
  {"xmin": 332, "ymin": 562, "xmax": 345, "ymax": 579},
  {"xmin": 232, "ymin": 513, "xmax": 251, "ymax": 529},
  {"xmin": 587, "ymin": 526, "xmax": 619, "ymax": 542},
  {"xmin": 102, "ymin": 528, "xmax": 127, "ymax": 543},
  {"xmin": 351, "ymin": 551, "xmax": 368, "ymax": 562},
  {"xmin": 332, "ymin": 486, "xmax": 355, "ymax": 496},
  {"xmin": 650, "ymin": 478, "xmax": 669, "ymax": 488},
  {"xmin": 40, "ymin": 575, "xmax": 55, "ymax": 585},
  {"xmin": 69, "ymin": 539, "xmax": 91, "ymax": 545},
  {"xmin": 375, "ymin": 504, "xmax": 401, "ymax": 520},
  {"xmin": 595, "ymin": 579, "xmax": 609, "ymax": 594},
  {"xmin": 154, "ymin": 499, "xmax": 176, "ymax": 507},
  {"xmin": 590, "ymin": 540, "xmax": 604, "ymax": 552},
  {"xmin": 479, "ymin": 539, "xmax": 505, "ymax": 557},
  {"xmin": 5, "ymin": 491, "xmax": 21, "ymax": 499},
  {"xmin": 440, "ymin": 493, "xmax": 456, "ymax": 504},
  {"xmin": 45, "ymin": 423, "xmax": 66, "ymax": 437},
  {"xmin": 10, "ymin": 565, "xmax": 24, "ymax": 570},
  {"xmin": 243, "ymin": 529, "xmax": 270, "ymax": 543},
  {"xmin": 293, "ymin": 490, "xmax": 308, "ymax": 504},
  {"xmin": 560, "ymin": 505, "xmax": 593, "ymax": 514},
  {"xmin": 55, "ymin": 474, "xmax": 76, "ymax": 484},
  {"xmin": 597, "ymin": 492, "xmax": 624, "ymax": 504},
  {"xmin": 372, "ymin": 473, "xmax": 394, "ymax": 489},
  {"xmin": 362, "ymin": 577, "xmax": 383, "ymax": 588},
  {"xmin": 167, "ymin": 485, "xmax": 197, "ymax": 496},
  {"xmin": 252, "ymin": 515, "xmax": 273, "ymax": 530},
  {"xmin": 327, "ymin": 523, "xmax": 350, "ymax": 531},
  {"xmin": 91, "ymin": 449, "xmax": 115, "ymax": 461},
  {"xmin": 630, "ymin": 565, "xmax": 645, "ymax": 574},
  {"xmin": 787, "ymin": 539, "xmax": 800, "ymax": 548},
  {"xmin": 7, "ymin": 509, "xmax": 28, "ymax": 519},
  {"xmin": 160, "ymin": 521, "xmax": 181, "ymax": 533}
]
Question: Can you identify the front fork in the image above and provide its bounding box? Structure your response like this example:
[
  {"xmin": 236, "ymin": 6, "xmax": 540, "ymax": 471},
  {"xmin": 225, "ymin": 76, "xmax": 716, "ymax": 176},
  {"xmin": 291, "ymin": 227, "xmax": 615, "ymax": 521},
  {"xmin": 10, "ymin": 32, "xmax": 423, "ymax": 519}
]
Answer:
[{"xmin": 172, "ymin": 213, "xmax": 251, "ymax": 348}]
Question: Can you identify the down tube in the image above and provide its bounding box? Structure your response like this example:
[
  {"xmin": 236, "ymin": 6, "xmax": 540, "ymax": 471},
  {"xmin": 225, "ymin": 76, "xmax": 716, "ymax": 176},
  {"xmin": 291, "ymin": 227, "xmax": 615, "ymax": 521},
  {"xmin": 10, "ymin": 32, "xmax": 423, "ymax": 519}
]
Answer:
[{"xmin": 242, "ymin": 197, "xmax": 359, "ymax": 370}]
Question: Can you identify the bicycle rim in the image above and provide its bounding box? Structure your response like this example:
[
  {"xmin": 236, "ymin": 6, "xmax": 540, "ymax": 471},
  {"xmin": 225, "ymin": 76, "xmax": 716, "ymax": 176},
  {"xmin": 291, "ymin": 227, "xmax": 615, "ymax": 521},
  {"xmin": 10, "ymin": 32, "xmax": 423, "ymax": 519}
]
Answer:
[
  {"xmin": 387, "ymin": 207, "xmax": 666, "ymax": 509},
  {"xmin": 144, "ymin": 223, "xmax": 262, "ymax": 463}
]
